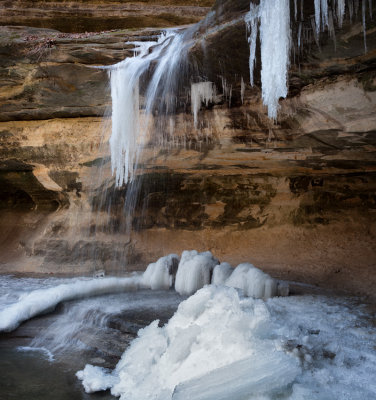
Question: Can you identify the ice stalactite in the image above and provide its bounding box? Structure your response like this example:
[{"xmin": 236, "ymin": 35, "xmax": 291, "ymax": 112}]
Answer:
[
  {"xmin": 294, "ymin": 0, "xmax": 298, "ymax": 20},
  {"xmin": 109, "ymin": 33, "xmax": 177, "ymax": 186},
  {"xmin": 245, "ymin": 0, "xmax": 291, "ymax": 119},
  {"xmin": 337, "ymin": 0, "xmax": 346, "ymax": 26},
  {"xmin": 363, "ymin": 0, "xmax": 368, "ymax": 52},
  {"xmin": 240, "ymin": 76, "xmax": 246, "ymax": 104},
  {"xmin": 245, "ymin": 3, "xmax": 259, "ymax": 87},
  {"xmin": 315, "ymin": 0, "xmax": 321, "ymax": 33},
  {"xmin": 259, "ymin": 0, "xmax": 291, "ymax": 120},
  {"xmin": 191, "ymin": 82, "xmax": 216, "ymax": 128}
]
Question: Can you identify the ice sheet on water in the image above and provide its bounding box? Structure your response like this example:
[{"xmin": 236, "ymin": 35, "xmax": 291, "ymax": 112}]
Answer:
[
  {"xmin": 174, "ymin": 250, "xmax": 219, "ymax": 296},
  {"xmin": 77, "ymin": 285, "xmax": 299, "ymax": 400},
  {"xmin": 0, "ymin": 276, "xmax": 141, "ymax": 332},
  {"xmin": 141, "ymin": 254, "xmax": 180, "ymax": 290}
]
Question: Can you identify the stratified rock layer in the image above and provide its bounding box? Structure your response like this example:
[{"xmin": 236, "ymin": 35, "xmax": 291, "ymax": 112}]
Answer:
[{"xmin": 0, "ymin": 0, "xmax": 375, "ymax": 300}]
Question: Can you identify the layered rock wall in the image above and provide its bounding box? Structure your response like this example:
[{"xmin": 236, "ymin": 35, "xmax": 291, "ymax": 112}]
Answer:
[{"xmin": 0, "ymin": 0, "xmax": 375, "ymax": 299}]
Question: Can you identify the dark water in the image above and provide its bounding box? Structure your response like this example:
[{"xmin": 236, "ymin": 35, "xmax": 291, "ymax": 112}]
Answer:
[{"xmin": 0, "ymin": 347, "xmax": 114, "ymax": 400}]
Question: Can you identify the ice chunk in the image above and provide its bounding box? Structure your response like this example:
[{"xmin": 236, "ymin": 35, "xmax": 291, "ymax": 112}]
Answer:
[
  {"xmin": 0, "ymin": 276, "xmax": 141, "ymax": 332},
  {"xmin": 225, "ymin": 263, "xmax": 282, "ymax": 299},
  {"xmin": 174, "ymin": 250, "xmax": 219, "ymax": 296},
  {"xmin": 78, "ymin": 286, "xmax": 299, "ymax": 400},
  {"xmin": 141, "ymin": 254, "xmax": 180, "ymax": 290},
  {"xmin": 76, "ymin": 365, "xmax": 118, "ymax": 393},
  {"xmin": 172, "ymin": 351, "xmax": 300, "ymax": 400},
  {"xmin": 212, "ymin": 262, "xmax": 233, "ymax": 285}
]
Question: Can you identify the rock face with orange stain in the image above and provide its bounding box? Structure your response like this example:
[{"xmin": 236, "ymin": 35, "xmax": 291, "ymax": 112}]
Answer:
[{"xmin": 0, "ymin": 0, "xmax": 375, "ymax": 299}]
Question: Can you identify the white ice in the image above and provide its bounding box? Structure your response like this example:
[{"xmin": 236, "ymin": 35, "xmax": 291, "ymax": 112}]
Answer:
[
  {"xmin": 77, "ymin": 285, "xmax": 300, "ymax": 400},
  {"xmin": 0, "ymin": 276, "xmax": 141, "ymax": 332},
  {"xmin": 78, "ymin": 286, "xmax": 376, "ymax": 400},
  {"xmin": 141, "ymin": 254, "xmax": 180, "ymax": 290},
  {"xmin": 225, "ymin": 262, "xmax": 279, "ymax": 299},
  {"xmin": 191, "ymin": 82, "xmax": 216, "ymax": 128},
  {"xmin": 246, "ymin": 0, "xmax": 291, "ymax": 119},
  {"xmin": 259, "ymin": 0, "xmax": 291, "ymax": 120},
  {"xmin": 174, "ymin": 250, "xmax": 219, "ymax": 296},
  {"xmin": 211, "ymin": 262, "xmax": 233, "ymax": 285}
]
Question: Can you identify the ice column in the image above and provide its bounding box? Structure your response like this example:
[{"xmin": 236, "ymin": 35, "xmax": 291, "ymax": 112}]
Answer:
[
  {"xmin": 191, "ymin": 82, "xmax": 216, "ymax": 128},
  {"xmin": 259, "ymin": 0, "xmax": 291, "ymax": 120}
]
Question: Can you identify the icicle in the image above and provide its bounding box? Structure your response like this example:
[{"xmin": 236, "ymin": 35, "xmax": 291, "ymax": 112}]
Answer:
[
  {"xmin": 363, "ymin": 0, "xmax": 368, "ymax": 52},
  {"xmin": 245, "ymin": 4, "xmax": 259, "ymax": 86},
  {"xmin": 321, "ymin": 0, "xmax": 329, "ymax": 28},
  {"xmin": 259, "ymin": 0, "xmax": 291, "ymax": 119},
  {"xmin": 241, "ymin": 77, "xmax": 246, "ymax": 104},
  {"xmin": 298, "ymin": 22, "xmax": 302, "ymax": 50},
  {"xmin": 191, "ymin": 82, "xmax": 215, "ymax": 128},
  {"xmin": 337, "ymin": 0, "xmax": 346, "ymax": 26},
  {"xmin": 301, "ymin": 0, "xmax": 304, "ymax": 20},
  {"xmin": 328, "ymin": 9, "xmax": 337, "ymax": 50},
  {"xmin": 369, "ymin": 0, "xmax": 373, "ymax": 18},
  {"xmin": 315, "ymin": 0, "xmax": 321, "ymax": 33},
  {"xmin": 349, "ymin": 0, "xmax": 354, "ymax": 21},
  {"xmin": 294, "ymin": 0, "xmax": 298, "ymax": 20}
]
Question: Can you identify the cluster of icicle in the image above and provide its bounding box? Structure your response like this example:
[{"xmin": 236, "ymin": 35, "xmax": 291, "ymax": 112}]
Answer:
[
  {"xmin": 141, "ymin": 250, "xmax": 289, "ymax": 298},
  {"xmin": 109, "ymin": 32, "xmax": 185, "ymax": 186},
  {"xmin": 245, "ymin": 0, "xmax": 372, "ymax": 119}
]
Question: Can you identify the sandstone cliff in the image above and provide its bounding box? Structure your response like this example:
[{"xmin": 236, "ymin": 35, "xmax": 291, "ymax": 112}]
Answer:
[{"xmin": 0, "ymin": 0, "xmax": 375, "ymax": 300}]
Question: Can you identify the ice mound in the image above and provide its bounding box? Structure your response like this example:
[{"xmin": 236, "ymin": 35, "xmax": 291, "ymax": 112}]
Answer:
[
  {"xmin": 141, "ymin": 254, "xmax": 180, "ymax": 290},
  {"xmin": 77, "ymin": 286, "xmax": 300, "ymax": 399},
  {"xmin": 174, "ymin": 250, "xmax": 219, "ymax": 296},
  {"xmin": 211, "ymin": 262, "xmax": 233, "ymax": 285},
  {"xmin": 225, "ymin": 262, "xmax": 281, "ymax": 299},
  {"xmin": 0, "ymin": 276, "xmax": 141, "ymax": 332}
]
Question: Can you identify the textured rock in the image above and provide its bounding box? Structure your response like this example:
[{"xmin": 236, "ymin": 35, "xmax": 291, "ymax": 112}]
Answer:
[{"xmin": 0, "ymin": 0, "xmax": 375, "ymax": 299}]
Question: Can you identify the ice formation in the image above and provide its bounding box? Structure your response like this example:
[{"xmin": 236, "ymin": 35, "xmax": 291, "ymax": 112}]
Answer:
[
  {"xmin": 174, "ymin": 250, "xmax": 219, "ymax": 296},
  {"xmin": 337, "ymin": 0, "xmax": 346, "ymax": 26},
  {"xmin": 110, "ymin": 32, "xmax": 184, "ymax": 186},
  {"xmin": 211, "ymin": 262, "xmax": 233, "ymax": 285},
  {"xmin": 245, "ymin": 3, "xmax": 259, "ymax": 87},
  {"xmin": 141, "ymin": 254, "xmax": 180, "ymax": 290},
  {"xmin": 246, "ymin": 0, "xmax": 291, "ymax": 119},
  {"xmin": 77, "ymin": 286, "xmax": 300, "ymax": 399},
  {"xmin": 225, "ymin": 262, "xmax": 280, "ymax": 299},
  {"xmin": 0, "ymin": 276, "xmax": 141, "ymax": 332},
  {"xmin": 191, "ymin": 82, "xmax": 216, "ymax": 128}
]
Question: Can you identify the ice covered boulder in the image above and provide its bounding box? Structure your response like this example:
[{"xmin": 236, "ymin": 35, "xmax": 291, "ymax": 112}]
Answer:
[
  {"xmin": 174, "ymin": 250, "xmax": 219, "ymax": 296},
  {"xmin": 77, "ymin": 285, "xmax": 300, "ymax": 400},
  {"xmin": 141, "ymin": 254, "xmax": 180, "ymax": 290},
  {"xmin": 226, "ymin": 262, "xmax": 281, "ymax": 299},
  {"xmin": 211, "ymin": 262, "xmax": 233, "ymax": 285}
]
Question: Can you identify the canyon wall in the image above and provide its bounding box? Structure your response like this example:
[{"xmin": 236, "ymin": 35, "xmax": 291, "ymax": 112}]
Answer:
[{"xmin": 0, "ymin": 0, "xmax": 375, "ymax": 299}]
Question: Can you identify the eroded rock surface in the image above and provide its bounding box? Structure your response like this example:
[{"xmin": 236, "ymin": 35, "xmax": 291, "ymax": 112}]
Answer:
[{"xmin": 0, "ymin": 0, "xmax": 375, "ymax": 299}]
